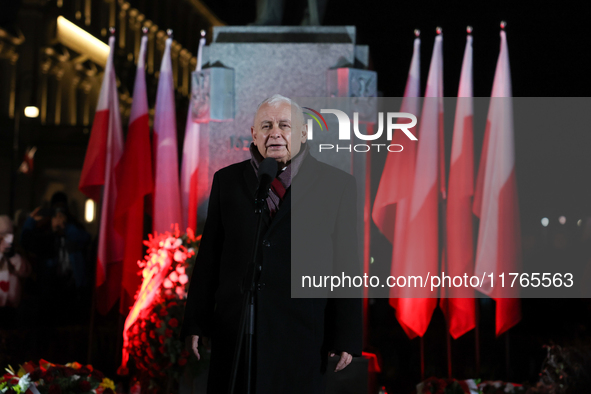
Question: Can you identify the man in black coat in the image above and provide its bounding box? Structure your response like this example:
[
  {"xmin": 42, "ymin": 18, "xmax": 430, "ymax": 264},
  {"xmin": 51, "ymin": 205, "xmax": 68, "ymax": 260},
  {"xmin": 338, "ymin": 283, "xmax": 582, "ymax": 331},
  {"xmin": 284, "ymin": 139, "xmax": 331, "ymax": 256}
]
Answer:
[{"xmin": 181, "ymin": 94, "xmax": 363, "ymax": 393}]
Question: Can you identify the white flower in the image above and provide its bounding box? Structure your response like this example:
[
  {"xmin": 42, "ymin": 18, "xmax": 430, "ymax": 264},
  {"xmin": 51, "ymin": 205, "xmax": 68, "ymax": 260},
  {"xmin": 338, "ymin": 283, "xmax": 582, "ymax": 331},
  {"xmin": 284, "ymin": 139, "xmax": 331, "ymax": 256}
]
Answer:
[
  {"xmin": 173, "ymin": 250, "xmax": 186, "ymax": 263},
  {"xmin": 164, "ymin": 237, "xmax": 181, "ymax": 249},
  {"xmin": 175, "ymin": 286, "xmax": 186, "ymax": 297},
  {"xmin": 18, "ymin": 374, "xmax": 32, "ymax": 392},
  {"xmin": 178, "ymin": 274, "xmax": 189, "ymax": 285},
  {"xmin": 71, "ymin": 375, "xmax": 80, "ymax": 381}
]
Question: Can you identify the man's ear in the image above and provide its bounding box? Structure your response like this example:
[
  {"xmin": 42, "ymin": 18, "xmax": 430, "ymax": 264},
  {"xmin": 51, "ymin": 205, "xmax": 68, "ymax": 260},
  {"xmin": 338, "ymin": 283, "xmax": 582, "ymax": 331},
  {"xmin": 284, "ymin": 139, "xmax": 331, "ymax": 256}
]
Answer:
[
  {"xmin": 301, "ymin": 123, "xmax": 308, "ymax": 143},
  {"xmin": 251, "ymin": 126, "xmax": 256, "ymax": 144}
]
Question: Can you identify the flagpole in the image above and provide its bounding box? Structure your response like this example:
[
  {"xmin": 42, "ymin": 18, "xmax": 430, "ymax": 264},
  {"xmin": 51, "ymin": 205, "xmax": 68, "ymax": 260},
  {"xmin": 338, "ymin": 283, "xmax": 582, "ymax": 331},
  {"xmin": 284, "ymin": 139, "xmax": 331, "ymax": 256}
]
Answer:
[
  {"xmin": 108, "ymin": 28, "xmax": 123, "ymax": 369},
  {"xmin": 475, "ymin": 297, "xmax": 480, "ymax": 375},
  {"xmin": 113, "ymin": 26, "xmax": 148, "ymax": 366},
  {"xmin": 86, "ymin": 26, "xmax": 116, "ymax": 364},
  {"xmin": 431, "ymin": 24, "xmax": 452, "ymax": 379},
  {"xmin": 497, "ymin": 20, "xmax": 513, "ymax": 382},
  {"xmin": 440, "ymin": 166, "xmax": 452, "ymax": 377},
  {"xmin": 116, "ymin": 17, "xmax": 128, "ymax": 349},
  {"xmin": 420, "ymin": 336, "xmax": 425, "ymax": 380},
  {"xmin": 505, "ymin": 331, "xmax": 511, "ymax": 380},
  {"xmin": 362, "ymin": 122, "xmax": 374, "ymax": 349},
  {"xmin": 197, "ymin": 30, "xmax": 206, "ymax": 71},
  {"xmin": 472, "ymin": 73, "xmax": 480, "ymax": 375},
  {"xmin": 87, "ymin": 270, "xmax": 97, "ymax": 364},
  {"xmin": 441, "ymin": 190, "xmax": 451, "ymax": 378},
  {"xmin": 411, "ymin": 27, "xmax": 425, "ymax": 382}
]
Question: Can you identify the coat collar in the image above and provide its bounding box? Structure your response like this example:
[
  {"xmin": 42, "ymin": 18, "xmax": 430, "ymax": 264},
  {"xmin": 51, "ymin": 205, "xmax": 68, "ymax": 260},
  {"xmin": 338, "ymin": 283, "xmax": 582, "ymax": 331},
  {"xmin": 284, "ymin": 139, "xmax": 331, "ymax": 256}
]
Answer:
[{"xmin": 241, "ymin": 153, "xmax": 324, "ymax": 236}]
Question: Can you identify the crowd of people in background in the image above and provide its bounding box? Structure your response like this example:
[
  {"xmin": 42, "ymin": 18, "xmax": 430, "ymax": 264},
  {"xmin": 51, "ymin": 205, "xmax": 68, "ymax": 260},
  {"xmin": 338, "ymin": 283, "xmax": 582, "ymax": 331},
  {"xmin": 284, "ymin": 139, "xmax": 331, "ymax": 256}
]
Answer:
[{"xmin": 0, "ymin": 192, "xmax": 92, "ymax": 329}]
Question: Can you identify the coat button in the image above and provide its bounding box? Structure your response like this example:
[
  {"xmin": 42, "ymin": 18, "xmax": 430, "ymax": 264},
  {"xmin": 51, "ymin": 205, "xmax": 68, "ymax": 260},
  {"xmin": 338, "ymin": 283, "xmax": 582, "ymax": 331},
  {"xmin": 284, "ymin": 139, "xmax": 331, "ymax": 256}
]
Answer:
[
  {"xmin": 258, "ymin": 265, "xmax": 262, "ymax": 272},
  {"xmin": 257, "ymin": 282, "xmax": 265, "ymax": 290},
  {"xmin": 262, "ymin": 240, "xmax": 271, "ymax": 247}
]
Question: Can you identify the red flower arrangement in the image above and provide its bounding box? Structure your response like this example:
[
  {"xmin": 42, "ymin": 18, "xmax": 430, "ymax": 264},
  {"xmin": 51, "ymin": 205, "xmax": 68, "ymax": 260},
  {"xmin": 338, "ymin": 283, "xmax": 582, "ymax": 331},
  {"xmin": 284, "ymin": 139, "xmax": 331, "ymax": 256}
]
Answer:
[
  {"xmin": 0, "ymin": 360, "xmax": 114, "ymax": 394},
  {"xmin": 118, "ymin": 226, "xmax": 208, "ymax": 391},
  {"xmin": 416, "ymin": 377, "xmax": 527, "ymax": 394}
]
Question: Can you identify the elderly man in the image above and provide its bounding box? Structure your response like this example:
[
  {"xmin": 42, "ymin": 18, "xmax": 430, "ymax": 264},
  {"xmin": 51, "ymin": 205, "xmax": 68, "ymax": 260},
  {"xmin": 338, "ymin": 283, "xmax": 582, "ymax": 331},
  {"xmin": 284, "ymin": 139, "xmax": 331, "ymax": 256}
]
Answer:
[{"xmin": 181, "ymin": 94, "xmax": 362, "ymax": 393}]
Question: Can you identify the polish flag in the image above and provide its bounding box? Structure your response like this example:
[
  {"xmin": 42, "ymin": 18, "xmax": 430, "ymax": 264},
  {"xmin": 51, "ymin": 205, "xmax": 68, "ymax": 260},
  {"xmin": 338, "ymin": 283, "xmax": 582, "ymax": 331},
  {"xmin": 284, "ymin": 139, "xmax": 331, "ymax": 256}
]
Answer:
[
  {"xmin": 394, "ymin": 33, "xmax": 445, "ymax": 338},
  {"xmin": 373, "ymin": 36, "xmax": 421, "ymax": 241},
  {"xmin": 153, "ymin": 37, "xmax": 182, "ymax": 233},
  {"xmin": 180, "ymin": 38, "xmax": 205, "ymax": 233},
  {"xmin": 473, "ymin": 29, "xmax": 521, "ymax": 336},
  {"xmin": 371, "ymin": 37, "xmax": 421, "ymax": 336},
  {"xmin": 440, "ymin": 33, "xmax": 476, "ymax": 339},
  {"xmin": 180, "ymin": 99, "xmax": 200, "ymax": 233},
  {"xmin": 114, "ymin": 35, "xmax": 153, "ymax": 314},
  {"xmin": 79, "ymin": 36, "xmax": 125, "ymax": 315}
]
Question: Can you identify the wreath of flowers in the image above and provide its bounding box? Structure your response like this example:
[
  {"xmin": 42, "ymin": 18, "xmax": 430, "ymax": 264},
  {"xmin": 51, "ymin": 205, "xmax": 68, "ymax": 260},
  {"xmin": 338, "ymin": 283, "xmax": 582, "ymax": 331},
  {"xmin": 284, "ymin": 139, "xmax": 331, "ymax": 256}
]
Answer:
[
  {"xmin": 418, "ymin": 377, "xmax": 474, "ymax": 394},
  {"xmin": 417, "ymin": 377, "xmax": 527, "ymax": 394},
  {"xmin": 120, "ymin": 226, "xmax": 208, "ymax": 390},
  {"xmin": 0, "ymin": 360, "xmax": 114, "ymax": 394}
]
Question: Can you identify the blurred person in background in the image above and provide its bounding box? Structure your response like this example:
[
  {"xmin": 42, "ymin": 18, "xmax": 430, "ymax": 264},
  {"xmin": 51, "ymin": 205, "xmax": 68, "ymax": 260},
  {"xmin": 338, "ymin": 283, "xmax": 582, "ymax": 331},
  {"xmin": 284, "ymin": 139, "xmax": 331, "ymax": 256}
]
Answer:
[
  {"xmin": 0, "ymin": 215, "xmax": 32, "ymax": 329},
  {"xmin": 21, "ymin": 192, "xmax": 91, "ymax": 325}
]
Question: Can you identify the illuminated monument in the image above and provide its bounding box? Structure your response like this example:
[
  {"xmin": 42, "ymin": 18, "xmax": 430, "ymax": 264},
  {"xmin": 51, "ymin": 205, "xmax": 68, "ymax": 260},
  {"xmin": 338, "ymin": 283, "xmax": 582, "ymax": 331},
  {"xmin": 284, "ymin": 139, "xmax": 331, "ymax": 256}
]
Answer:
[{"xmin": 192, "ymin": 26, "xmax": 377, "ymax": 228}]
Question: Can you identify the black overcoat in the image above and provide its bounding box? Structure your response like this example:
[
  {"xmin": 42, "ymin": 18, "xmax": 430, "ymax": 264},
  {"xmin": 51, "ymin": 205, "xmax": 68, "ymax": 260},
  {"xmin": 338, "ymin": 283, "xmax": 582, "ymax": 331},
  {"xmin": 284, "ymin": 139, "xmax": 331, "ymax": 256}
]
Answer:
[{"xmin": 181, "ymin": 152, "xmax": 363, "ymax": 394}]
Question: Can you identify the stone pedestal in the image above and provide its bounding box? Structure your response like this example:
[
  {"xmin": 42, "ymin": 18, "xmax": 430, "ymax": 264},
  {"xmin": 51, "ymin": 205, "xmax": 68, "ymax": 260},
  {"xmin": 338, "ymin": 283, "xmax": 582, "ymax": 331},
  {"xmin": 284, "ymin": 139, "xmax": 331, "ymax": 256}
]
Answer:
[{"xmin": 196, "ymin": 26, "xmax": 375, "ymax": 228}]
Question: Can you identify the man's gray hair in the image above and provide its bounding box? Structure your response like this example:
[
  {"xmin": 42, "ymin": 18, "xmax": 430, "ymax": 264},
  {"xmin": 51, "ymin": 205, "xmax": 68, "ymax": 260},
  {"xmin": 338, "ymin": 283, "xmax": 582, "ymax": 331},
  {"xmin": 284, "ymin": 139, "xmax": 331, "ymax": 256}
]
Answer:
[{"xmin": 254, "ymin": 94, "xmax": 304, "ymax": 125}]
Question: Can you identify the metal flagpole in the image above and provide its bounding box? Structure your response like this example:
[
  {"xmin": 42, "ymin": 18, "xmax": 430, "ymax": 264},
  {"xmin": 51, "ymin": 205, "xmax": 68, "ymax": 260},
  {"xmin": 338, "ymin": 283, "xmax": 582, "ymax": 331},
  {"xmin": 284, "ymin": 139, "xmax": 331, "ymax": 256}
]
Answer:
[{"xmin": 420, "ymin": 336, "xmax": 425, "ymax": 381}]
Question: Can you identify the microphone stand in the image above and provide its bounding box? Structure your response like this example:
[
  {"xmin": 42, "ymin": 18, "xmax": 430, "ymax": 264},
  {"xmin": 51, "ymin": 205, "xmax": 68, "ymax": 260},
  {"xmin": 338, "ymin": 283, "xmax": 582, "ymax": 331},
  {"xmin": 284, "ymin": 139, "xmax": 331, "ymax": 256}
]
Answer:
[{"xmin": 229, "ymin": 187, "xmax": 268, "ymax": 394}]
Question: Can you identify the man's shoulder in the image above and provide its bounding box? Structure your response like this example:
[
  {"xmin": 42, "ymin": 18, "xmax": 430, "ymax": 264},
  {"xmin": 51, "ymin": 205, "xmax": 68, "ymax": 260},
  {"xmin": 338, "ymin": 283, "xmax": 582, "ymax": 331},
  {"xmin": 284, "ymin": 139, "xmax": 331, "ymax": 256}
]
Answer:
[
  {"xmin": 214, "ymin": 159, "xmax": 251, "ymax": 180},
  {"xmin": 305, "ymin": 155, "xmax": 356, "ymax": 185}
]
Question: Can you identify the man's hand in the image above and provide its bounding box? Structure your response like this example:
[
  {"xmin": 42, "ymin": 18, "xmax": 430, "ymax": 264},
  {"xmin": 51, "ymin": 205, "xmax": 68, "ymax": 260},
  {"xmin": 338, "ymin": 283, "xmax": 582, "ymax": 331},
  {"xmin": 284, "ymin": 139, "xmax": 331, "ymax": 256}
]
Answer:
[
  {"xmin": 185, "ymin": 335, "xmax": 211, "ymax": 361},
  {"xmin": 329, "ymin": 351, "xmax": 353, "ymax": 372},
  {"xmin": 186, "ymin": 335, "xmax": 201, "ymax": 360},
  {"xmin": 30, "ymin": 207, "xmax": 44, "ymax": 221}
]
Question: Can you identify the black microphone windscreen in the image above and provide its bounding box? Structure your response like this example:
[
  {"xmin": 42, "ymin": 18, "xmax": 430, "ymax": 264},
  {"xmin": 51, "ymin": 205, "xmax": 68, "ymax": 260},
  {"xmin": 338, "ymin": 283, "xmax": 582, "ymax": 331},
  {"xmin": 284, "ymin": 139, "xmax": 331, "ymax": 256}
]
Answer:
[{"xmin": 258, "ymin": 158, "xmax": 278, "ymax": 182}]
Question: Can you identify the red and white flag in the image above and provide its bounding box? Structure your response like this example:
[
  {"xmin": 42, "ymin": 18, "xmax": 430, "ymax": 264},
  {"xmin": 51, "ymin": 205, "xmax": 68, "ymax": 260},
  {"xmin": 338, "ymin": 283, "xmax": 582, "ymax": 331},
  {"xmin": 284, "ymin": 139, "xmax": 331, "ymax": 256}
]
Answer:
[
  {"xmin": 180, "ymin": 36, "xmax": 206, "ymax": 233},
  {"xmin": 372, "ymin": 37, "xmax": 421, "ymax": 336},
  {"xmin": 373, "ymin": 36, "xmax": 421, "ymax": 242},
  {"xmin": 473, "ymin": 30, "xmax": 521, "ymax": 336},
  {"xmin": 395, "ymin": 33, "xmax": 445, "ymax": 338},
  {"xmin": 114, "ymin": 35, "xmax": 153, "ymax": 314},
  {"xmin": 79, "ymin": 35, "xmax": 125, "ymax": 315},
  {"xmin": 440, "ymin": 33, "xmax": 476, "ymax": 339},
  {"xmin": 153, "ymin": 37, "xmax": 182, "ymax": 233},
  {"xmin": 180, "ymin": 100, "xmax": 200, "ymax": 233}
]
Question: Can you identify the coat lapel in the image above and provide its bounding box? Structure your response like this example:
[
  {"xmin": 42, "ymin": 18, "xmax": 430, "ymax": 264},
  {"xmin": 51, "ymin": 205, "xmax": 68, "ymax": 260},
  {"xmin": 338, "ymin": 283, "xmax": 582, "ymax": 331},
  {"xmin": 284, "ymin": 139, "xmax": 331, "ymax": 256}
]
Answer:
[{"xmin": 242, "ymin": 161, "xmax": 257, "ymax": 198}]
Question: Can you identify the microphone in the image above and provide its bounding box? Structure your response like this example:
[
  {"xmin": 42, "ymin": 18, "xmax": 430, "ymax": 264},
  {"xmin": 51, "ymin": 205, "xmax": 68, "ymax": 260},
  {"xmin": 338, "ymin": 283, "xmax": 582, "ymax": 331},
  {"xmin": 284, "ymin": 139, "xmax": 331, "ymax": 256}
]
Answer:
[{"xmin": 255, "ymin": 158, "xmax": 278, "ymax": 210}]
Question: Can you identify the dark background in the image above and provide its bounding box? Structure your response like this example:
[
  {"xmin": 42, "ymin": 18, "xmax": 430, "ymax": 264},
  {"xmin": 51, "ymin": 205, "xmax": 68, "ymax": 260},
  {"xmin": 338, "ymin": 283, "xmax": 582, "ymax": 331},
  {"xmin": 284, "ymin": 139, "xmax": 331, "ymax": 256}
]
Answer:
[{"xmin": 1, "ymin": 0, "xmax": 591, "ymax": 392}]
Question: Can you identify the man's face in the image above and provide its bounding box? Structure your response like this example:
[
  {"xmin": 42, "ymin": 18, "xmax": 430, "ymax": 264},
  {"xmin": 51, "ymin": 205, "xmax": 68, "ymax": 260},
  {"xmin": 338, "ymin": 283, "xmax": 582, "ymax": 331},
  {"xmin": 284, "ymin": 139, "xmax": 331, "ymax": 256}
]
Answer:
[{"xmin": 251, "ymin": 101, "xmax": 307, "ymax": 167}]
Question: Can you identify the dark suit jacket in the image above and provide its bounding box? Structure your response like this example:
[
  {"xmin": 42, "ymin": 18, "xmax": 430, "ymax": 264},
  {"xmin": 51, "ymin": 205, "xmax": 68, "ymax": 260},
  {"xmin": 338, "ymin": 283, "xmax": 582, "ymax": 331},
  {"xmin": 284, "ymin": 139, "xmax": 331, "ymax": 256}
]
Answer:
[{"xmin": 181, "ymin": 152, "xmax": 363, "ymax": 394}]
